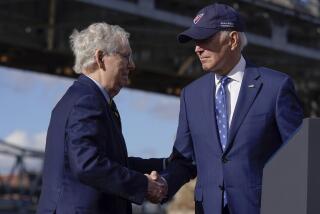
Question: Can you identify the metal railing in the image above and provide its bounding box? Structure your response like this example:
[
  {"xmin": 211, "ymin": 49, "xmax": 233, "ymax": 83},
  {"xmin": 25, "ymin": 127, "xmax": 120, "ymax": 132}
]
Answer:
[{"xmin": 0, "ymin": 140, "xmax": 43, "ymax": 213}]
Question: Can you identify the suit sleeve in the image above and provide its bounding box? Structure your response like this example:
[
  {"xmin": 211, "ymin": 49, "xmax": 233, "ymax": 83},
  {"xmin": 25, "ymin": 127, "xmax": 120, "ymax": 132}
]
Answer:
[
  {"xmin": 162, "ymin": 89, "xmax": 197, "ymax": 199},
  {"xmin": 275, "ymin": 77, "xmax": 304, "ymax": 143},
  {"xmin": 128, "ymin": 157, "xmax": 166, "ymax": 174},
  {"xmin": 66, "ymin": 95, "xmax": 147, "ymax": 205}
]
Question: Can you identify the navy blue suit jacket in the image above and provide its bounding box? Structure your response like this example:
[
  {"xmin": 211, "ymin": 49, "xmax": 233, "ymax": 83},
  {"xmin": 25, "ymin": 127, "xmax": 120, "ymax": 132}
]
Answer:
[
  {"xmin": 163, "ymin": 63, "xmax": 303, "ymax": 214},
  {"xmin": 37, "ymin": 75, "xmax": 164, "ymax": 214}
]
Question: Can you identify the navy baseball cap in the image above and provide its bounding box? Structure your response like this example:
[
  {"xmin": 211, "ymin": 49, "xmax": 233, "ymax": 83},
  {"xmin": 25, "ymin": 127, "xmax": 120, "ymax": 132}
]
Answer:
[{"xmin": 178, "ymin": 3, "xmax": 245, "ymax": 43}]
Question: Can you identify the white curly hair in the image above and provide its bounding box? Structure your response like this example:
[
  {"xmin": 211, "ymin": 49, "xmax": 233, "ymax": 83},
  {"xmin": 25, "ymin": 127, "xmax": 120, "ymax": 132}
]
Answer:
[{"xmin": 70, "ymin": 22, "xmax": 130, "ymax": 74}]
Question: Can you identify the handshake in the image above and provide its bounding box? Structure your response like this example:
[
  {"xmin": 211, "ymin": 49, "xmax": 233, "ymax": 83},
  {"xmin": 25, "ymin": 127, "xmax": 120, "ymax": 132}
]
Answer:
[{"xmin": 145, "ymin": 171, "xmax": 168, "ymax": 203}]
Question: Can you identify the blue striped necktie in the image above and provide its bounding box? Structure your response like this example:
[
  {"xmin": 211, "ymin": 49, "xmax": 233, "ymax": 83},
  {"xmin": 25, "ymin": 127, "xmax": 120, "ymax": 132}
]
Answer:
[
  {"xmin": 215, "ymin": 76, "xmax": 230, "ymax": 207},
  {"xmin": 215, "ymin": 76, "xmax": 230, "ymax": 150}
]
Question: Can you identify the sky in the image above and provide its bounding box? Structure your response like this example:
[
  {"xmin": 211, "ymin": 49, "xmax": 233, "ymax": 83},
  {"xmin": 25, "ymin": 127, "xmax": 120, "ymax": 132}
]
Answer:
[{"xmin": 0, "ymin": 66, "xmax": 180, "ymax": 173}]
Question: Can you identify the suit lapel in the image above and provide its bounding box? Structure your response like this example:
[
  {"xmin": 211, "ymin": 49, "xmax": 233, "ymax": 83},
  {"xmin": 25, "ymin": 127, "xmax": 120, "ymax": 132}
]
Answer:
[
  {"xmin": 225, "ymin": 65, "xmax": 262, "ymax": 151},
  {"xmin": 106, "ymin": 103, "xmax": 129, "ymax": 163},
  {"xmin": 78, "ymin": 75, "xmax": 128, "ymax": 163}
]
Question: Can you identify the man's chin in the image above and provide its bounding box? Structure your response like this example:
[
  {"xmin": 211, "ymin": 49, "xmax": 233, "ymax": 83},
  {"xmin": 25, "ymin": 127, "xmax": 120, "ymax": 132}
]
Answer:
[{"xmin": 202, "ymin": 65, "xmax": 211, "ymax": 72}]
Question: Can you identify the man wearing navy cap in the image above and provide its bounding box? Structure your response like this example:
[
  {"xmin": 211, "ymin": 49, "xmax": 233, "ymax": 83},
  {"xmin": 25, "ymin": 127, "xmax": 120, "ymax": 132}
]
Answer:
[{"xmin": 160, "ymin": 3, "xmax": 303, "ymax": 214}]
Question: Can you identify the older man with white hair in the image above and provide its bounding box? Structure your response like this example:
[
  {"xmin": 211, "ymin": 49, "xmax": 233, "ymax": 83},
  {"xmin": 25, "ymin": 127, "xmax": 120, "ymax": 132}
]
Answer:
[{"xmin": 37, "ymin": 22, "xmax": 167, "ymax": 214}]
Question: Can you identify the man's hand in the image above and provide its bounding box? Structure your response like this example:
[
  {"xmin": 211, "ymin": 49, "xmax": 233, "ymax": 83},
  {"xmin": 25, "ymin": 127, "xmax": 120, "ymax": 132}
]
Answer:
[{"xmin": 145, "ymin": 171, "xmax": 168, "ymax": 203}]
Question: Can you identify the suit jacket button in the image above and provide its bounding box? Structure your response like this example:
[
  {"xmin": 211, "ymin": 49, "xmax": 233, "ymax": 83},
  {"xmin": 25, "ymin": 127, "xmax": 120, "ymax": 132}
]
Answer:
[{"xmin": 222, "ymin": 157, "xmax": 228, "ymax": 163}]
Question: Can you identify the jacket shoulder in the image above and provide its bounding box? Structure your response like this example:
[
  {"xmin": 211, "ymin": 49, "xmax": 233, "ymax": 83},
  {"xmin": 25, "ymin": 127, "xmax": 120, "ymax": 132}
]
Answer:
[
  {"xmin": 255, "ymin": 66, "xmax": 290, "ymax": 83},
  {"xmin": 53, "ymin": 79, "xmax": 98, "ymax": 112},
  {"xmin": 184, "ymin": 73, "xmax": 213, "ymax": 93}
]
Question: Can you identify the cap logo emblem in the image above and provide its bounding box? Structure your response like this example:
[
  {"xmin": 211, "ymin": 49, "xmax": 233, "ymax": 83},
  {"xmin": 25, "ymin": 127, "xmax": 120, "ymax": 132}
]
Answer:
[
  {"xmin": 193, "ymin": 13, "xmax": 204, "ymax": 24},
  {"xmin": 220, "ymin": 21, "xmax": 235, "ymax": 28}
]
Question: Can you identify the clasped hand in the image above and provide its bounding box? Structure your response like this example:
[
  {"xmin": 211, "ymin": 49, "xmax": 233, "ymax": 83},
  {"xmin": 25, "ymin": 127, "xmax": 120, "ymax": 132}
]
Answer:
[{"xmin": 145, "ymin": 171, "xmax": 168, "ymax": 203}]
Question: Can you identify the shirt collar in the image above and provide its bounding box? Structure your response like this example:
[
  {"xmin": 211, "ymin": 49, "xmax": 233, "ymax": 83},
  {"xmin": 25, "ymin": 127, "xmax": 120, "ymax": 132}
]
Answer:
[
  {"xmin": 215, "ymin": 55, "xmax": 246, "ymax": 85},
  {"xmin": 85, "ymin": 75, "xmax": 111, "ymax": 104}
]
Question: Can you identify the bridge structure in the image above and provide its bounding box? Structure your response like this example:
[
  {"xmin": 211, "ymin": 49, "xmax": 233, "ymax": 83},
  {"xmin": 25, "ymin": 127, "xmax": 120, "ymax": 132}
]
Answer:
[
  {"xmin": 0, "ymin": 140, "xmax": 43, "ymax": 213},
  {"xmin": 0, "ymin": 0, "xmax": 319, "ymax": 115},
  {"xmin": 0, "ymin": 0, "xmax": 319, "ymax": 213}
]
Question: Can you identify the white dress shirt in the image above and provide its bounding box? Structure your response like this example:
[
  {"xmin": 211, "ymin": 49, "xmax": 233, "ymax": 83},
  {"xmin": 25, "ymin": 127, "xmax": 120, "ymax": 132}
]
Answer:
[{"xmin": 215, "ymin": 56, "xmax": 246, "ymax": 127}]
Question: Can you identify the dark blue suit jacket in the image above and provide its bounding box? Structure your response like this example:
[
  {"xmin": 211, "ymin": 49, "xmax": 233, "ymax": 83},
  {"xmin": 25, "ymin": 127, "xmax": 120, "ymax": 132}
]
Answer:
[
  {"xmin": 37, "ymin": 75, "xmax": 164, "ymax": 214},
  {"xmin": 163, "ymin": 63, "xmax": 303, "ymax": 214}
]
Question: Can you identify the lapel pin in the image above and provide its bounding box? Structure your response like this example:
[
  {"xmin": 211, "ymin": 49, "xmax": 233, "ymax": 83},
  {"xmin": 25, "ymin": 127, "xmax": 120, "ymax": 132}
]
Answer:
[{"xmin": 248, "ymin": 84, "xmax": 255, "ymax": 88}]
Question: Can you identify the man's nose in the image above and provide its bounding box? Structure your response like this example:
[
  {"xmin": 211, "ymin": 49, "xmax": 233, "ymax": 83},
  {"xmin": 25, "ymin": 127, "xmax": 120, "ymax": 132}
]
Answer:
[{"xmin": 195, "ymin": 45, "xmax": 204, "ymax": 54}]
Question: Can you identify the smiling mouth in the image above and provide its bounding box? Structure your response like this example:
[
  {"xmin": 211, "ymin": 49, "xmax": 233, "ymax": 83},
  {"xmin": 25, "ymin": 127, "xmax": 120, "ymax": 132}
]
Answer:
[{"xmin": 199, "ymin": 55, "xmax": 209, "ymax": 59}]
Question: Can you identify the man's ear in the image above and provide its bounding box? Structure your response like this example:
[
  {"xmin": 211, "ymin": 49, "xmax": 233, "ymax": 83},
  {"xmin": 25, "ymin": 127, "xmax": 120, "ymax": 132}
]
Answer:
[
  {"xmin": 229, "ymin": 31, "xmax": 240, "ymax": 51},
  {"xmin": 94, "ymin": 49, "xmax": 105, "ymax": 70}
]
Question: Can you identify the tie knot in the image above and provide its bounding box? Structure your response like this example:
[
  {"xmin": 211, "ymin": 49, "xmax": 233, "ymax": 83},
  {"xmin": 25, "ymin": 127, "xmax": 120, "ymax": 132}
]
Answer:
[
  {"xmin": 109, "ymin": 99, "xmax": 121, "ymax": 129},
  {"xmin": 109, "ymin": 99, "xmax": 115, "ymax": 106},
  {"xmin": 109, "ymin": 99, "xmax": 117, "ymax": 111},
  {"xmin": 220, "ymin": 76, "xmax": 230, "ymax": 87}
]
